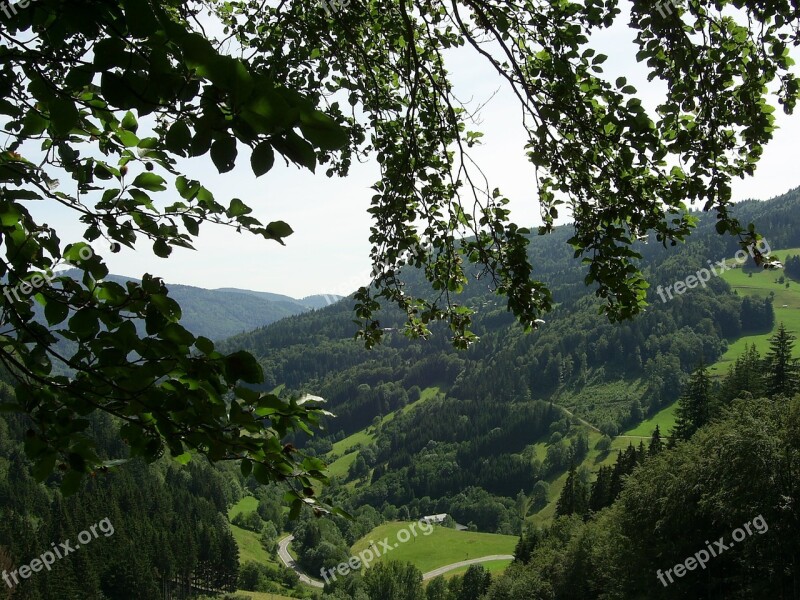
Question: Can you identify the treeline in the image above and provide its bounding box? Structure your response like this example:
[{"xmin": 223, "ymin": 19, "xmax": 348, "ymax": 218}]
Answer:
[
  {"xmin": 0, "ymin": 410, "xmax": 241, "ymax": 599},
  {"xmin": 319, "ymin": 560, "xmax": 496, "ymax": 600},
  {"xmin": 479, "ymin": 328, "xmax": 800, "ymax": 600}
]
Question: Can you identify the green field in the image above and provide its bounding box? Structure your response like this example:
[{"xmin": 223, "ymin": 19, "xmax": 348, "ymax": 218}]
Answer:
[
  {"xmin": 330, "ymin": 429, "xmax": 375, "ymax": 456},
  {"xmin": 350, "ymin": 522, "xmax": 517, "ymax": 574},
  {"xmin": 431, "ymin": 558, "xmax": 513, "ymax": 581},
  {"xmin": 228, "ymin": 495, "xmax": 259, "ymax": 521},
  {"xmin": 621, "ymin": 401, "xmax": 678, "ymax": 438},
  {"xmin": 710, "ymin": 250, "xmax": 800, "ymax": 375},
  {"xmin": 230, "ymin": 524, "xmax": 274, "ymax": 565},
  {"xmin": 326, "ymin": 450, "xmax": 359, "ymax": 478}
]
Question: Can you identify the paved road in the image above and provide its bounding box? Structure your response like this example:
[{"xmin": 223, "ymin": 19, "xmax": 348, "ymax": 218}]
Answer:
[
  {"xmin": 421, "ymin": 555, "xmax": 515, "ymax": 580},
  {"xmin": 277, "ymin": 535, "xmax": 324, "ymax": 589},
  {"xmin": 277, "ymin": 535, "xmax": 513, "ymax": 587}
]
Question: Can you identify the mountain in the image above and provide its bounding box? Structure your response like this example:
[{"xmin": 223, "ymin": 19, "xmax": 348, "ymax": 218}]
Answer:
[
  {"xmin": 216, "ymin": 287, "xmax": 341, "ymax": 311},
  {"xmin": 222, "ymin": 187, "xmax": 800, "ymax": 531},
  {"xmin": 56, "ymin": 270, "xmax": 341, "ymax": 340}
]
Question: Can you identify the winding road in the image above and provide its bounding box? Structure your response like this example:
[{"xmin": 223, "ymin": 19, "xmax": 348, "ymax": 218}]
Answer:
[
  {"xmin": 420, "ymin": 555, "xmax": 515, "ymax": 580},
  {"xmin": 277, "ymin": 535, "xmax": 513, "ymax": 588},
  {"xmin": 278, "ymin": 535, "xmax": 324, "ymax": 588}
]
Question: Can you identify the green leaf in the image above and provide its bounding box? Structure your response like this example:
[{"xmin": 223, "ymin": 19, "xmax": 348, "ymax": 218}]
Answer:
[
  {"xmin": 69, "ymin": 308, "xmax": 100, "ymax": 340},
  {"xmin": 272, "ymin": 131, "xmax": 316, "ymax": 172},
  {"xmin": 210, "ymin": 135, "xmax": 238, "ymax": 173},
  {"xmin": 60, "ymin": 470, "xmax": 84, "ymax": 496},
  {"xmin": 265, "ymin": 221, "xmax": 293, "ymax": 240},
  {"xmin": 117, "ymin": 129, "xmax": 139, "ymax": 148},
  {"xmin": 161, "ymin": 322, "xmax": 195, "ymax": 346},
  {"xmin": 121, "ymin": 111, "xmax": 138, "ymax": 132},
  {"xmin": 252, "ymin": 462, "xmax": 272, "ymax": 485},
  {"xmin": 93, "ymin": 38, "xmax": 128, "ymax": 70},
  {"xmin": 100, "ymin": 72, "xmax": 131, "ymax": 109},
  {"xmin": 195, "ymin": 336, "xmax": 214, "ymax": 355},
  {"xmin": 153, "ymin": 238, "xmax": 172, "ymax": 258},
  {"xmin": 49, "ymin": 98, "xmax": 79, "ymax": 135},
  {"xmin": 122, "ymin": 0, "xmax": 161, "ymax": 38},
  {"xmin": 165, "ymin": 120, "xmax": 192, "ymax": 156},
  {"xmin": 251, "ymin": 141, "xmax": 275, "ymax": 177},
  {"xmin": 224, "ymin": 351, "xmax": 263, "ymax": 384},
  {"xmin": 299, "ymin": 110, "xmax": 349, "ymax": 150},
  {"xmin": 227, "ymin": 198, "xmax": 252, "ymax": 218},
  {"xmin": 132, "ymin": 172, "xmax": 167, "ymax": 191},
  {"xmin": 44, "ymin": 298, "xmax": 69, "ymax": 326},
  {"xmin": 32, "ymin": 452, "xmax": 57, "ymax": 482}
]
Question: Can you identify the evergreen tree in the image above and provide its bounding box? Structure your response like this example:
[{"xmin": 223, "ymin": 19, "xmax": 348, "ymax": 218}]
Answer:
[
  {"xmin": 672, "ymin": 363, "xmax": 713, "ymax": 441},
  {"xmin": 458, "ymin": 565, "xmax": 491, "ymax": 600},
  {"xmin": 588, "ymin": 466, "xmax": 613, "ymax": 513},
  {"xmin": 649, "ymin": 425, "xmax": 663, "ymax": 456},
  {"xmin": 556, "ymin": 464, "xmax": 588, "ymax": 517},
  {"xmin": 764, "ymin": 323, "xmax": 800, "ymax": 398},
  {"xmin": 718, "ymin": 343, "xmax": 765, "ymax": 404}
]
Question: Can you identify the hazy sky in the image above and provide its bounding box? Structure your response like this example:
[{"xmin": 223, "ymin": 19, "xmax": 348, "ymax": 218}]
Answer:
[{"xmin": 38, "ymin": 5, "xmax": 800, "ymax": 299}]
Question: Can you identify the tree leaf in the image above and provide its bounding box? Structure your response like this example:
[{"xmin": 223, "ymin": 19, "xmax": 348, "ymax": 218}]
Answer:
[
  {"xmin": 210, "ymin": 135, "xmax": 238, "ymax": 173},
  {"xmin": 250, "ymin": 141, "xmax": 275, "ymax": 177}
]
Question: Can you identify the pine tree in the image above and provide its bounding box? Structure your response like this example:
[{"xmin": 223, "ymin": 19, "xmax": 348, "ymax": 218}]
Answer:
[
  {"xmin": 555, "ymin": 466, "xmax": 577, "ymax": 517},
  {"xmin": 556, "ymin": 464, "xmax": 589, "ymax": 517},
  {"xmin": 588, "ymin": 466, "xmax": 612, "ymax": 512},
  {"xmin": 764, "ymin": 323, "xmax": 800, "ymax": 398},
  {"xmin": 649, "ymin": 425, "xmax": 663, "ymax": 456},
  {"xmin": 672, "ymin": 363, "xmax": 712, "ymax": 441},
  {"xmin": 718, "ymin": 343, "xmax": 764, "ymax": 403}
]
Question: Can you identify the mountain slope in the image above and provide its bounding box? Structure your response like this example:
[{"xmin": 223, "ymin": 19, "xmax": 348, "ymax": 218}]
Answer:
[{"xmin": 222, "ymin": 187, "xmax": 800, "ymax": 532}]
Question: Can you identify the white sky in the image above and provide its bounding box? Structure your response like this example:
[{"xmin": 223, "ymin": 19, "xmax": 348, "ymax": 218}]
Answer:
[{"xmin": 35, "ymin": 4, "xmax": 800, "ymax": 299}]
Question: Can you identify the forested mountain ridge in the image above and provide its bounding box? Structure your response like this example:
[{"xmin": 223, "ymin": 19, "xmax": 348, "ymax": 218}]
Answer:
[
  {"xmin": 55, "ymin": 270, "xmax": 339, "ymax": 341},
  {"xmin": 229, "ymin": 187, "xmax": 800, "ymax": 422},
  {"xmin": 219, "ymin": 188, "xmax": 800, "ymax": 536}
]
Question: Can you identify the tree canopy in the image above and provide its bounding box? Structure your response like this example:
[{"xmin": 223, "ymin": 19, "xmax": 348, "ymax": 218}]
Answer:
[{"xmin": 0, "ymin": 0, "xmax": 795, "ymax": 497}]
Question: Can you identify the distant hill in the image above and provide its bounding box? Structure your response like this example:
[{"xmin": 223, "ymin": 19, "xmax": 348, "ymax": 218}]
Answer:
[
  {"xmin": 56, "ymin": 270, "xmax": 342, "ymax": 340},
  {"xmin": 216, "ymin": 287, "xmax": 341, "ymax": 311}
]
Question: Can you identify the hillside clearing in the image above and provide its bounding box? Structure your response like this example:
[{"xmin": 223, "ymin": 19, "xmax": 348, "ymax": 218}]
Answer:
[{"xmin": 350, "ymin": 521, "xmax": 518, "ymax": 574}]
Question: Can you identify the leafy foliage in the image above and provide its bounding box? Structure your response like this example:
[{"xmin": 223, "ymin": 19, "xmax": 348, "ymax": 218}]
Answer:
[
  {"xmin": 0, "ymin": 0, "xmax": 796, "ymax": 501},
  {"xmin": 0, "ymin": 0, "xmax": 347, "ymax": 502}
]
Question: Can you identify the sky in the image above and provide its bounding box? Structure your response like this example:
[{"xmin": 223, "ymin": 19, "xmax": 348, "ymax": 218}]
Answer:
[{"xmin": 34, "ymin": 3, "xmax": 800, "ymax": 299}]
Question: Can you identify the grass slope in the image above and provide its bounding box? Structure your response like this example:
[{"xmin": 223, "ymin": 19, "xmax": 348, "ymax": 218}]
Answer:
[
  {"xmin": 431, "ymin": 558, "xmax": 513, "ymax": 581},
  {"xmin": 621, "ymin": 402, "xmax": 678, "ymax": 438},
  {"xmin": 350, "ymin": 522, "xmax": 517, "ymax": 574},
  {"xmin": 228, "ymin": 496, "xmax": 259, "ymax": 520},
  {"xmin": 711, "ymin": 249, "xmax": 800, "ymax": 375},
  {"xmin": 326, "ymin": 387, "xmax": 441, "ymax": 482},
  {"xmin": 231, "ymin": 524, "xmax": 274, "ymax": 565},
  {"xmin": 619, "ymin": 246, "xmax": 800, "ymax": 439}
]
